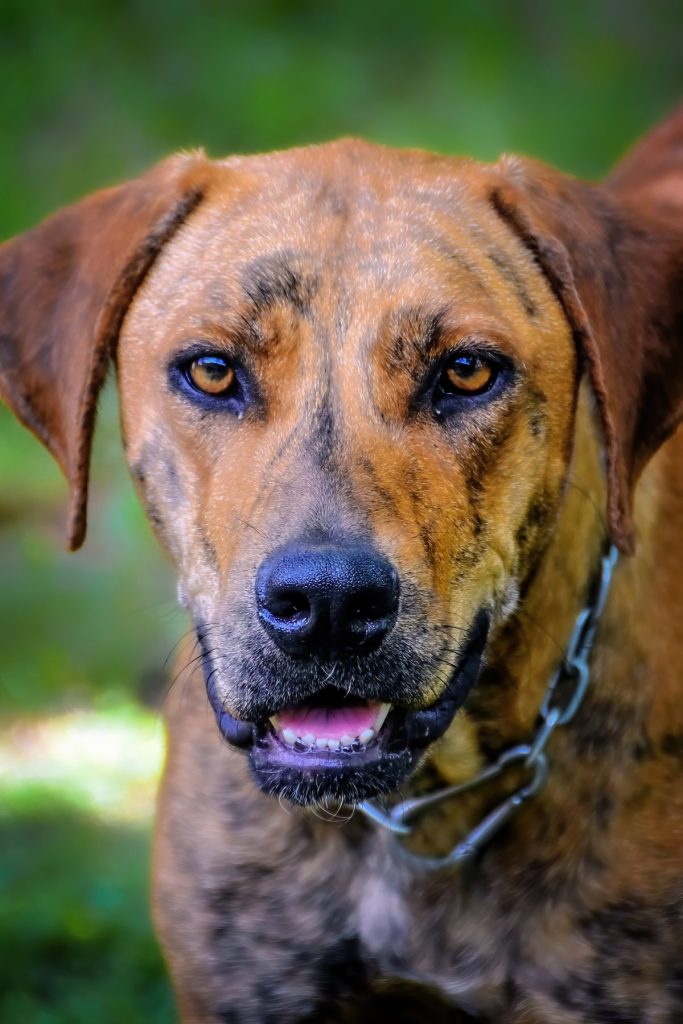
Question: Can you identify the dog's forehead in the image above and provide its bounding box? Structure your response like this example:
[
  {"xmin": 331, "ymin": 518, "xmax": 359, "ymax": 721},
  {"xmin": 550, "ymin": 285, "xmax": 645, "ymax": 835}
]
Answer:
[
  {"xmin": 128, "ymin": 139, "xmax": 564, "ymax": 357},
  {"xmin": 218, "ymin": 136, "xmax": 478, "ymax": 202},
  {"xmin": 162, "ymin": 145, "xmax": 498, "ymax": 273}
]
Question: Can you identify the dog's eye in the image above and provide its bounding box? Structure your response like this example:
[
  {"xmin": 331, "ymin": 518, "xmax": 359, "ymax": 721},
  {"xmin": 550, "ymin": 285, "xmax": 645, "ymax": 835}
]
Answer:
[
  {"xmin": 428, "ymin": 348, "xmax": 510, "ymax": 420},
  {"xmin": 187, "ymin": 355, "xmax": 236, "ymax": 396},
  {"xmin": 170, "ymin": 349, "xmax": 251, "ymax": 415},
  {"xmin": 441, "ymin": 354, "xmax": 495, "ymax": 396}
]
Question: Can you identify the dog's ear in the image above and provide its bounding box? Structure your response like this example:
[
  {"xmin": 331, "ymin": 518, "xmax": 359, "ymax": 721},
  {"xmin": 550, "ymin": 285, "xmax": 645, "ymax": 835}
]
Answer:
[
  {"xmin": 0, "ymin": 153, "xmax": 210, "ymax": 550},
  {"xmin": 488, "ymin": 115, "xmax": 683, "ymax": 554},
  {"xmin": 608, "ymin": 103, "xmax": 683, "ymax": 213}
]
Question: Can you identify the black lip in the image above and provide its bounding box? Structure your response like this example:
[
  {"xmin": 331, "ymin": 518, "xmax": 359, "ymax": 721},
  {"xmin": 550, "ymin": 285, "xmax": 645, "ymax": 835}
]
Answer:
[{"xmin": 202, "ymin": 610, "xmax": 490, "ymax": 804}]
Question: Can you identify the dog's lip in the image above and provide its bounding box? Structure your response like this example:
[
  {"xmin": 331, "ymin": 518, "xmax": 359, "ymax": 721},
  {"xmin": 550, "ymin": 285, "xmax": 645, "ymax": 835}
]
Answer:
[{"xmin": 214, "ymin": 610, "xmax": 491, "ymax": 768}]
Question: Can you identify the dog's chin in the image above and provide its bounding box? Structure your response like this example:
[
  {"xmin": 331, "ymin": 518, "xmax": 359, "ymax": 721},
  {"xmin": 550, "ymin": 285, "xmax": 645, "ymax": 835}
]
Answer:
[
  {"xmin": 249, "ymin": 724, "xmax": 420, "ymax": 805},
  {"xmin": 212, "ymin": 610, "xmax": 490, "ymax": 807}
]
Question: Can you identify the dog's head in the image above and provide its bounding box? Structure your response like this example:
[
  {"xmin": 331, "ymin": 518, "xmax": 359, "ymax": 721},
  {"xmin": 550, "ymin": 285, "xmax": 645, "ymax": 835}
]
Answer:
[{"xmin": 2, "ymin": 132, "xmax": 683, "ymax": 804}]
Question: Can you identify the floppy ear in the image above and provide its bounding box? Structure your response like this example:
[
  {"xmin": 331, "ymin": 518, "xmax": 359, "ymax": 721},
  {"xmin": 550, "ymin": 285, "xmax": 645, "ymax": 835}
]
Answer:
[
  {"xmin": 0, "ymin": 153, "xmax": 211, "ymax": 550},
  {"xmin": 488, "ymin": 115, "xmax": 683, "ymax": 554}
]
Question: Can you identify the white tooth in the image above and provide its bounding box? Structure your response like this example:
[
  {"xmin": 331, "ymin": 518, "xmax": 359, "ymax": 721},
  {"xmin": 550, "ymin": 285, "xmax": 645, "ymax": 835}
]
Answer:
[
  {"xmin": 302, "ymin": 733, "xmax": 316, "ymax": 747},
  {"xmin": 282, "ymin": 728, "xmax": 297, "ymax": 746},
  {"xmin": 358, "ymin": 728, "xmax": 375, "ymax": 746},
  {"xmin": 315, "ymin": 737, "xmax": 329, "ymax": 749},
  {"xmin": 329, "ymin": 739, "xmax": 342, "ymax": 751},
  {"xmin": 372, "ymin": 703, "xmax": 392, "ymax": 733},
  {"xmin": 340, "ymin": 734, "xmax": 354, "ymax": 747}
]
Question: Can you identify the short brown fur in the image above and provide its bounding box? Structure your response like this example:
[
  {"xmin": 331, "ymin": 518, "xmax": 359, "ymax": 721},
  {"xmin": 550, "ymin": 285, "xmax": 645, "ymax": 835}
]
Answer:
[{"xmin": 2, "ymin": 108, "xmax": 683, "ymax": 1022}]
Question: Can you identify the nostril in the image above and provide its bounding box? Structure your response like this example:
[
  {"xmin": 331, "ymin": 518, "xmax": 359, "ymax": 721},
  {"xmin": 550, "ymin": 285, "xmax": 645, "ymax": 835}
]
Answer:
[
  {"xmin": 347, "ymin": 586, "xmax": 396, "ymax": 624},
  {"xmin": 268, "ymin": 590, "xmax": 310, "ymax": 622}
]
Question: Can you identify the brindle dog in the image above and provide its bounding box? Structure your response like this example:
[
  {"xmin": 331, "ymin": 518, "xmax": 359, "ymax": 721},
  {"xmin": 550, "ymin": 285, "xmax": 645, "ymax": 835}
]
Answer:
[{"xmin": 2, "ymin": 108, "xmax": 683, "ymax": 1023}]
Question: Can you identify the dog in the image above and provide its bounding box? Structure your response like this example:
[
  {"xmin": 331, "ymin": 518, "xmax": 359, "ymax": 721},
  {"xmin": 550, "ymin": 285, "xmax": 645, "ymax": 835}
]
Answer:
[{"xmin": 2, "ymin": 106, "xmax": 683, "ymax": 1023}]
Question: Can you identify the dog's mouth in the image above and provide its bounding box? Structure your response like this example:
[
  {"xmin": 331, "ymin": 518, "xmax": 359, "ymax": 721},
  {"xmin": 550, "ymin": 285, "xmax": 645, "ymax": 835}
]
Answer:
[
  {"xmin": 210, "ymin": 611, "xmax": 490, "ymax": 805},
  {"xmin": 270, "ymin": 690, "xmax": 393, "ymax": 754}
]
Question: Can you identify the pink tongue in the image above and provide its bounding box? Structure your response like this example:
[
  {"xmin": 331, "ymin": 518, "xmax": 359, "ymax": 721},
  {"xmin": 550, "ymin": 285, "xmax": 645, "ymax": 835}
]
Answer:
[{"xmin": 278, "ymin": 701, "xmax": 379, "ymax": 740}]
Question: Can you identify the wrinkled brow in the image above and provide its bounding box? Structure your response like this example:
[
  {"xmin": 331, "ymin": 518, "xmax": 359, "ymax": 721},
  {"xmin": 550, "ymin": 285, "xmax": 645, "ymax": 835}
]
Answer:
[
  {"xmin": 240, "ymin": 252, "xmax": 319, "ymax": 317},
  {"xmin": 386, "ymin": 306, "xmax": 449, "ymax": 362}
]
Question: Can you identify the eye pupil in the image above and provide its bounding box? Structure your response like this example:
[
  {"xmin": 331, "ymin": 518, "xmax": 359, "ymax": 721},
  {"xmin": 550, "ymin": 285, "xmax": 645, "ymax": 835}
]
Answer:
[
  {"xmin": 201, "ymin": 358, "xmax": 226, "ymax": 379},
  {"xmin": 442, "ymin": 353, "xmax": 495, "ymax": 396},
  {"xmin": 453, "ymin": 356, "xmax": 478, "ymax": 375},
  {"xmin": 188, "ymin": 355, "xmax": 236, "ymax": 396}
]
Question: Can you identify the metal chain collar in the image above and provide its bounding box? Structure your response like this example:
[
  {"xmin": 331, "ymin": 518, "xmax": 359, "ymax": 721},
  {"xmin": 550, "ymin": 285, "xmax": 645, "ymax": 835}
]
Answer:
[{"xmin": 358, "ymin": 545, "xmax": 619, "ymax": 872}]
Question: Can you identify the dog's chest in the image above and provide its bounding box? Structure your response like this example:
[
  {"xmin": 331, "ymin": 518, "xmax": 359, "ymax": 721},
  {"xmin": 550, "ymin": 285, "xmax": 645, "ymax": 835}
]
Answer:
[
  {"xmin": 352, "ymin": 846, "xmax": 512, "ymax": 1017},
  {"xmin": 159, "ymin": 696, "xmax": 683, "ymax": 1023},
  {"xmin": 349, "ymin": 836, "xmax": 683, "ymax": 1023}
]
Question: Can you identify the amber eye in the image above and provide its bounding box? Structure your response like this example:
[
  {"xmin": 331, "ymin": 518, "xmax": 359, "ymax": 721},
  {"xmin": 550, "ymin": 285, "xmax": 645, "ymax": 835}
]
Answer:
[
  {"xmin": 443, "ymin": 353, "xmax": 495, "ymax": 395},
  {"xmin": 187, "ymin": 355, "xmax": 235, "ymax": 396}
]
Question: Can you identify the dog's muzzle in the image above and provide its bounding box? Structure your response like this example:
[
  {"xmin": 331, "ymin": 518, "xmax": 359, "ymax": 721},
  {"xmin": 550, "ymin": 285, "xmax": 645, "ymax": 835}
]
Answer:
[{"xmin": 203, "ymin": 601, "xmax": 491, "ymax": 805}]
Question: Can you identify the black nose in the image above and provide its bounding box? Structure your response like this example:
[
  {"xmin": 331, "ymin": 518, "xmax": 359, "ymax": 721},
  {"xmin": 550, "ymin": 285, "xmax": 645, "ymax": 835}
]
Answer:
[{"xmin": 255, "ymin": 542, "xmax": 400, "ymax": 658}]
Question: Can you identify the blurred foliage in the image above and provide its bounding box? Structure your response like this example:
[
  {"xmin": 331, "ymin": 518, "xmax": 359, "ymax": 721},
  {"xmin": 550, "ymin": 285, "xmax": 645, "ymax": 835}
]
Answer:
[
  {"xmin": 0, "ymin": 708, "xmax": 170, "ymax": 1024},
  {"xmin": 0, "ymin": 0, "xmax": 681, "ymax": 1021},
  {"xmin": 0, "ymin": 386, "xmax": 180, "ymax": 715},
  {"xmin": 0, "ymin": 800, "xmax": 174, "ymax": 1024},
  {"xmin": 0, "ymin": 705, "xmax": 164, "ymax": 819}
]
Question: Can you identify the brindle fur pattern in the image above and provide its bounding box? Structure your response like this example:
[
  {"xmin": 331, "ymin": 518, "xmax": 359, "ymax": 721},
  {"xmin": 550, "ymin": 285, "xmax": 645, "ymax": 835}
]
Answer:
[
  {"xmin": 154, "ymin": 398, "xmax": 683, "ymax": 1023},
  {"xmin": 2, "ymin": 110, "xmax": 683, "ymax": 1023}
]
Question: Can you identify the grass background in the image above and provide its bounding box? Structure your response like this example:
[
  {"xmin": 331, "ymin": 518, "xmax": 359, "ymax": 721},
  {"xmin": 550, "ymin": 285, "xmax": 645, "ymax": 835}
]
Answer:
[{"xmin": 0, "ymin": 1, "xmax": 681, "ymax": 1020}]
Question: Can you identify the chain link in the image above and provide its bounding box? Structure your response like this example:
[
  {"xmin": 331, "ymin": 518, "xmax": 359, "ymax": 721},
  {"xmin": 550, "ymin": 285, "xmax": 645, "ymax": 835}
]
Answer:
[{"xmin": 358, "ymin": 544, "xmax": 619, "ymax": 872}]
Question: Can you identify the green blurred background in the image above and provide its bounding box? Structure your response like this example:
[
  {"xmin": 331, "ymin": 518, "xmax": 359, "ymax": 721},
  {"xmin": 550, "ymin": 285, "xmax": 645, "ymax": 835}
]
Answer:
[{"xmin": 0, "ymin": 1, "xmax": 681, "ymax": 1020}]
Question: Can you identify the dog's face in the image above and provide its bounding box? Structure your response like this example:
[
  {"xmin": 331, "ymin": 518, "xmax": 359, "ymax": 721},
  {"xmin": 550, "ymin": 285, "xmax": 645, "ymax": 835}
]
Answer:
[
  {"xmin": 117, "ymin": 142, "xmax": 576, "ymax": 803},
  {"xmin": 3, "ymin": 136, "xmax": 682, "ymax": 807}
]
